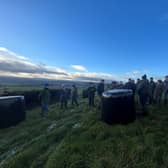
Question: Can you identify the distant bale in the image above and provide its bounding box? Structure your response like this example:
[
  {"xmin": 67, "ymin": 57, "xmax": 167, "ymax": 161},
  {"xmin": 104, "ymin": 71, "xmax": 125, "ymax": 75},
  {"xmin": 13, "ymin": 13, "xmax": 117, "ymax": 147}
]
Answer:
[
  {"xmin": 50, "ymin": 89, "xmax": 61, "ymax": 103},
  {"xmin": 0, "ymin": 96, "xmax": 26, "ymax": 129},
  {"xmin": 101, "ymin": 89, "xmax": 135, "ymax": 125},
  {"xmin": 82, "ymin": 89, "xmax": 88, "ymax": 98},
  {"xmin": 23, "ymin": 91, "xmax": 40, "ymax": 108},
  {"xmin": 0, "ymin": 89, "xmax": 69, "ymax": 109}
]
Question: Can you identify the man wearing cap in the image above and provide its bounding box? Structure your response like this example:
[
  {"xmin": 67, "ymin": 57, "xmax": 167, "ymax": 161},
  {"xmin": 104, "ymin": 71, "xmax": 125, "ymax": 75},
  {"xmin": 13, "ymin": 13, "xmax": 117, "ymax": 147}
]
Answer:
[{"xmin": 39, "ymin": 83, "xmax": 51, "ymax": 117}]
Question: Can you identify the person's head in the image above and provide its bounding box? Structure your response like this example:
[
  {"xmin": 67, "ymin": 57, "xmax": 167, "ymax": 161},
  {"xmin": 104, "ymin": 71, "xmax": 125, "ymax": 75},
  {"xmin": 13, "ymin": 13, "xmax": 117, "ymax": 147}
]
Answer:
[
  {"xmin": 128, "ymin": 78, "xmax": 132, "ymax": 82},
  {"xmin": 142, "ymin": 74, "xmax": 147, "ymax": 80},
  {"xmin": 137, "ymin": 78, "xmax": 140, "ymax": 82},
  {"xmin": 158, "ymin": 80, "xmax": 162, "ymax": 84},
  {"xmin": 150, "ymin": 77, "xmax": 154, "ymax": 82},
  {"xmin": 131, "ymin": 79, "xmax": 135, "ymax": 83}
]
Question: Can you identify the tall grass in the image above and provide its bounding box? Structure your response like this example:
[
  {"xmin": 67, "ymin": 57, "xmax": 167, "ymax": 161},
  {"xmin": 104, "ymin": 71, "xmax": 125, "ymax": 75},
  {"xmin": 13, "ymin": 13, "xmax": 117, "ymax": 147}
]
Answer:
[{"xmin": 0, "ymin": 98, "xmax": 168, "ymax": 168}]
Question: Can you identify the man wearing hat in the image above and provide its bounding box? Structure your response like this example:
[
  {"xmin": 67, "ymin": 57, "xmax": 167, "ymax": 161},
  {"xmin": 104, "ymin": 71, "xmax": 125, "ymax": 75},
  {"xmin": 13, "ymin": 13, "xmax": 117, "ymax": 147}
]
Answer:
[{"xmin": 39, "ymin": 83, "xmax": 51, "ymax": 117}]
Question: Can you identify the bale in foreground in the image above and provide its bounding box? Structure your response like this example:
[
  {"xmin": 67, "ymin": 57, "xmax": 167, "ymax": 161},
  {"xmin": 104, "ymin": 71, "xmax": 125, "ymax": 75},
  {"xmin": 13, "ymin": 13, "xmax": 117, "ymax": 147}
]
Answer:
[
  {"xmin": 101, "ymin": 89, "xmax": 135, "ymax": 124},
  {"xmin": 0, "ymin": 96, "xmax": 26, "ymax": 128}
]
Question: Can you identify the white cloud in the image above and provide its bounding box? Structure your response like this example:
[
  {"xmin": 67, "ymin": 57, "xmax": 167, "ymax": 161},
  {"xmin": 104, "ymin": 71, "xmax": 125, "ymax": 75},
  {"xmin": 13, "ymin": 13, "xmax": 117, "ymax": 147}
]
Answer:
[
  {"xmin": 68, "ymin": 72, "xmax": 119, "ymax": 82},
  {"xmin": 0, "ymin": 47, "xmax": 28, "ymax": 60},
  {"xmin": 0, "ymin": 47, "xmax": 67, "ymax": 75},
  {"xmin": 0, "ymin": 47, "xmax": 157, "ymax": 83},
  {"xmin": 71, "ymin": 65, "xmax": 88, "ymax": 72}
]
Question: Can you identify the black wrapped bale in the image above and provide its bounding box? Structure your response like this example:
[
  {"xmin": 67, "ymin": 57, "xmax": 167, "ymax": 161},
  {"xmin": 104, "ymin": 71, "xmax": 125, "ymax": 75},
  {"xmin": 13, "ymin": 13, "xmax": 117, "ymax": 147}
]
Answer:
[
  {"xmin": 82, "ymin": 89, "xmax": 88, "ymax": 98},
  {"xmin": 0, "ymin": 96, "xmax": 26, "ymax": 128},
  {"xmin": 23, "ymin": 91, "xmax": 40, "ymax": 108},
  {"xmin": 102, "ymin": 89, "xmax": 135, "ymax": 125},
  {"xmin": 50, "ymin": 89, "xmax": 61, "ymax": 103}
]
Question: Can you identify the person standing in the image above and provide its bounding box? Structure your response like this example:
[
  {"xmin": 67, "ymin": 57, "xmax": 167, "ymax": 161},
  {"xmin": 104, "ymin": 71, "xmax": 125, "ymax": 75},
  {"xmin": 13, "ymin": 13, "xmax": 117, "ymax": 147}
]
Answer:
[
  {"xmin": 97, "ymin": 80, "xmax": 105, "ymax": 97},
  {"xmin": 149, "ymin": 77, "xmax": 156, "ymax": 104},
  {"xmin": 154, "ymin": 80, "xmax": 164, "ymax": 105},
  {"xmin": 60, "ymin": 85, "xmax": 68, "ymax": 109},
  {"xmin": 71, "ymin": 84, "xmax": 78, "ymax": 106},
  {"xmin": 163, "ymin": 76, "xmax": 168, "ymax": 105},
  {"xmin": 137, "ymin": 75, "xmax": 149, "ymax": 115},
  {"xmin": 39, "ymin": 83, "xmax": 51, "ymax": 117},
  {"xmin": 125, "ymin": 79, "xmax": 136, "ymax": 97},
  {"xmin": 88, "ymin": 83, "xmax": 96, "ymax": 107},
  {"xmin": 97, "ymin": 79, "xmax": 105, "ymax": 109}
]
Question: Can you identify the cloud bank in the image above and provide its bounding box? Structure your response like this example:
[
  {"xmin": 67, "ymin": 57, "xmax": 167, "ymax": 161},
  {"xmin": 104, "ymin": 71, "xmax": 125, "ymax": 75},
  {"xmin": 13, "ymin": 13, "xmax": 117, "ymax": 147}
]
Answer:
[
  {"xmin": 0, "ymin": 47, "xmax": 67, "ymax": 75},
  {"xmin": 0, "ymin": 47, "xmax": 156, "ymax": 82}
]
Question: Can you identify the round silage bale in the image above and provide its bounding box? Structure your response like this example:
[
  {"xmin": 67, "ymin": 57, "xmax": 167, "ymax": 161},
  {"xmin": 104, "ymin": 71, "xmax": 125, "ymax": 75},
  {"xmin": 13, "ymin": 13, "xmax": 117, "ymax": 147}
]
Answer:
[
  {"xmin": 101, "ymin": 89, "xmax": 135, "ymax": 125},
  {"xmin": 82, "ymin": 89, "xmax": 88, "ymax": 98},
  {"xmin": 0, "ymin": 96, "xmax": 26, "ymax": 128}
]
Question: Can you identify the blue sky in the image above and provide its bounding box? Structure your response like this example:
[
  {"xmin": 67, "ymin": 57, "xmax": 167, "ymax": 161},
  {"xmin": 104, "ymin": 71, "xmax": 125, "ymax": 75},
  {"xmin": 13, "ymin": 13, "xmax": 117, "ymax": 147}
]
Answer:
[{"xmin": 0, "ymin": 0, "xmax": 168, "ymax": 81}]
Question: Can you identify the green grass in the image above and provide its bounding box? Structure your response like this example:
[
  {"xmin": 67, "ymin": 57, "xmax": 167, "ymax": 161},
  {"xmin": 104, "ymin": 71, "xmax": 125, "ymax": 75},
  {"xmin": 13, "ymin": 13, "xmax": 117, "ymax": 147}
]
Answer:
[
  {"xmin": 0, "ymin": 85, "xmax": 64, "ymax": 93},
  {"xmin": 1, "ymin": 98, "xmax": 168, "ymax": 168}
]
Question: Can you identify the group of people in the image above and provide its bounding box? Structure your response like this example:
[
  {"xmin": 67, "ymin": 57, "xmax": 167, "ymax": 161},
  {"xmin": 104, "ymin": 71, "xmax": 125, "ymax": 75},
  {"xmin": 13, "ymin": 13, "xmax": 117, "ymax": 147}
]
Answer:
[
  {"xmin": 39, "ymin": 84, "xmax": 79, "ymax": 117},
  {"xmin": 39, "ymin": 75, "xmax": 168, "ymax": 117},
  {"xmin": 39, "ymin": 80, "xmax": 105, "ymax": 117},
  {"xmin": 124, "ymin": 75, "xmax": 168, "ymax": 114}
]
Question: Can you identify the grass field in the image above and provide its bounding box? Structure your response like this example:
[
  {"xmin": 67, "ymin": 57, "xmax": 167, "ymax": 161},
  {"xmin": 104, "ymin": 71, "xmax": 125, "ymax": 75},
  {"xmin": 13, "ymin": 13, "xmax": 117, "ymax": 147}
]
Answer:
[{"xmin": 0, "ymin": 96, "xmax": 168, "ymax": 168}]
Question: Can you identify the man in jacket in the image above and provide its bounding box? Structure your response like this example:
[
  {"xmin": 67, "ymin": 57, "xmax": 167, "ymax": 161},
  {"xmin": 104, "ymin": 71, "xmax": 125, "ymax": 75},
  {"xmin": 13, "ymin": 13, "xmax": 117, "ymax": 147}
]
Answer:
[
  {"xmin": 163, "ymin": 76, "xmax": 168, "ymax": 105},
  {"xmin": 88, "ymin": 83, "xmax": 96, "ymax": 107},
  {"xmin": 97, "ymin": 80, "xmax": 105, "ymax": 97},
  {"xmin": 149, "ymin": 77, "xmax": 156, "ymax": 104},
  {"xmin": 137, "ymin": 75, "xmax": 149, "ymax": 115},
  {"xmin": 39, "ymin": 83, "xmax": 50, "ymax": 117},
  {"xmin": 71, "ymin": 84, "xmax": 78, "ymax": 106}
]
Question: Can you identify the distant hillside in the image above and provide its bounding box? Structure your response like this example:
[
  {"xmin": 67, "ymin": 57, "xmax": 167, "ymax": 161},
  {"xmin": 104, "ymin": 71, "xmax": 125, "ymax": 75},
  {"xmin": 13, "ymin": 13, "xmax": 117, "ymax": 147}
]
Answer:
[{"xmin": 0, "ymin": 76, "xmax": 88, "ymax": 86}]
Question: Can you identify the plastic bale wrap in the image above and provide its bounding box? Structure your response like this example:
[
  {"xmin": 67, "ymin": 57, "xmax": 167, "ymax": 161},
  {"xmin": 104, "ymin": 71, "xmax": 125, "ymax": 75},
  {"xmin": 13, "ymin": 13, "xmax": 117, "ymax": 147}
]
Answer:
[
  {"xmin": 101, "ymin": 89, "xmax": 135, "ymax": 125},
  {"xmin": 82, "ymin": 89, "xmax": 88, "ymax": 98},
  {"xmin": 0, "ymin": 96, "xmax": 26, "ymax": 128}
]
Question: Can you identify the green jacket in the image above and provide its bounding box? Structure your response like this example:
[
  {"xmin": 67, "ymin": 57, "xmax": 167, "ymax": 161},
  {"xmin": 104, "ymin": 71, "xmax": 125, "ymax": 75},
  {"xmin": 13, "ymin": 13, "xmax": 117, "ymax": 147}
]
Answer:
[
  {"xmin": 39, "ymin": 88, "xmax": 50, "ymax": 104},
  {"xmin": 138, "ymin": 79, "xmax": 149, "ymax": 95}
]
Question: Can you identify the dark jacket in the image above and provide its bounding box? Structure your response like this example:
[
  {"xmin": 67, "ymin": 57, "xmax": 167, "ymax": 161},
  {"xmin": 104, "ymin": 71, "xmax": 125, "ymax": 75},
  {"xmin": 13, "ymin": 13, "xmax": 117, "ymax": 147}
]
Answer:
[
  {"xmin": 88, "ymin": 86, "xmax": 96, "ymax": 97},
  {"xmin": 138, "ymin": 79, "xmax": 149, "ymax": 96},
  {"xmin": 97, "ymin": 83, "xmax": 104, "ymax": 96},
  {"xmin": 39, "ymin": 88, "xmax": 50, "ymax": 104}
]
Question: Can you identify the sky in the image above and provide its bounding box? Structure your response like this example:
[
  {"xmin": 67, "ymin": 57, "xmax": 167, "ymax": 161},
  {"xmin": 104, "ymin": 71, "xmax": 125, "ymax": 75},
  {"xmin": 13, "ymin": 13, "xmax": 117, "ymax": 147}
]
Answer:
[{"xmin": 0, "ymin": 0, "xmax": 168, "ymax": 82}]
